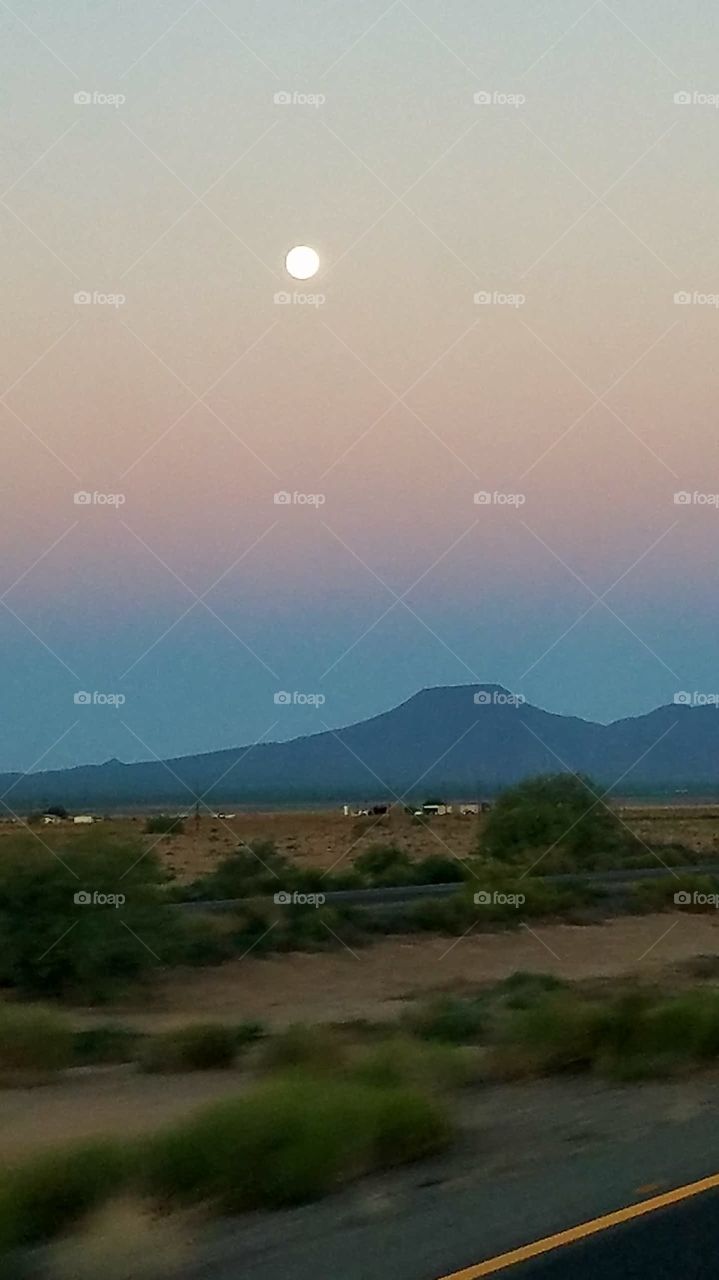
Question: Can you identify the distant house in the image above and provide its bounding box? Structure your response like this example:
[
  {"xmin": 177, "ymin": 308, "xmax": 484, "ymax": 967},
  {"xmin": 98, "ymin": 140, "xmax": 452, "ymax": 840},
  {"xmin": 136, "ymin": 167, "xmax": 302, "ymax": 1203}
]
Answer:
[
  {"xmin": 42, "ymin": 814, "xmax": 62, "ymax": 825},
  {"xmin": 459, "ymin": 803, "xmax": 480, "ymax": 816},
  {"xmin": 420, "ymin": 802, "xmax": 452, "ymax": 817},
  {"xmin": 73, "ymin": 814, "xmax": 95, "ymax": 825}
]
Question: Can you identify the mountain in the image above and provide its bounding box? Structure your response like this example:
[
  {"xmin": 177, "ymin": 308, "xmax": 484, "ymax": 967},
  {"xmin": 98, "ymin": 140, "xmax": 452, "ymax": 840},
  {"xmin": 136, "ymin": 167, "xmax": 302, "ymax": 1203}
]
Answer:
[{"xmin": 0, "ymin": 685, "xmax": 715, "ymax": 810}]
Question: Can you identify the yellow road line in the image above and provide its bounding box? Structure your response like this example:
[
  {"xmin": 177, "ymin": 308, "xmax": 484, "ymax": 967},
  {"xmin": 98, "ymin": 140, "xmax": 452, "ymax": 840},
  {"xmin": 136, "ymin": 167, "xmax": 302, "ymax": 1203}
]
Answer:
[{"xmin": 437, "ymin": 1171, "xmax": 719, "ymax": 1278}]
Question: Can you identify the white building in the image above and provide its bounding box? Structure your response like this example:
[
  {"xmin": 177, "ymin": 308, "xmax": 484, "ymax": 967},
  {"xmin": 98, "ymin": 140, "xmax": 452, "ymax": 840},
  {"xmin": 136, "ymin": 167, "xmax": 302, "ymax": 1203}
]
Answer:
[{"xmin": 73, "ymin": 814, "xmax": 95, "ymax": 824}]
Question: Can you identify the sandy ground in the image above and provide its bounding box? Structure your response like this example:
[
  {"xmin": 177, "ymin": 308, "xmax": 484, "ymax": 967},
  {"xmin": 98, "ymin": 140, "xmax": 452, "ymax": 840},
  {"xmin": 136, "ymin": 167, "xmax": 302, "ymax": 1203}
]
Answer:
[{"xmin": 101, "ymin": 910, "xmax": 719, "ymax": 1030}]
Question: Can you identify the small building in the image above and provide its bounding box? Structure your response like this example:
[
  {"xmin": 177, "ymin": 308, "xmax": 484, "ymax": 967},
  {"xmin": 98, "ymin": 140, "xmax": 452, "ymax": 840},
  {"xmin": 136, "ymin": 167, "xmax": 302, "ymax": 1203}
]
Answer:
[
  {"xmin": 42, "ymin": 814, "xmax": 62, "ymax": 825},
  {"xmin": 421, "ymin": 802, "xmax": 452, "ymax": 817},
  {"xmin": 459, "ymin": 803, "xmax": 480, "ymax": 816},
  {"xmin": 73, "ymin": 814, "xmax": 95, "ymax": 825}
]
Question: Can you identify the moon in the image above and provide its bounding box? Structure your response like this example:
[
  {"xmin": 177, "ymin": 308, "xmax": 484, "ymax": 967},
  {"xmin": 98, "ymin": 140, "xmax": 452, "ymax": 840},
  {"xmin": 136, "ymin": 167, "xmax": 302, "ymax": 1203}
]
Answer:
[{"xmin": 285, "ymin": 245, "xmax": 320, "ymax": 280}]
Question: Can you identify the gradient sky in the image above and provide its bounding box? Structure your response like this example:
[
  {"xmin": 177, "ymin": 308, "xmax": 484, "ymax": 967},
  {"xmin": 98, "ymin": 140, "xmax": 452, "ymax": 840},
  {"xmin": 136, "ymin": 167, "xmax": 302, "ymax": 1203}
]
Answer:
[{"xmin": 2, "ymin": 0, "xmax": 719, "ymax": 772}]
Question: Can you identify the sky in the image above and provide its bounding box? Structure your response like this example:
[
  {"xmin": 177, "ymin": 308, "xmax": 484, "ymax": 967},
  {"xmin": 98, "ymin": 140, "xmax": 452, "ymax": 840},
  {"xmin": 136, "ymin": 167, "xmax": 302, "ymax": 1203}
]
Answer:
[{"xmin": 2, "ymin": 0, "xmax": 719, "ymax": 772}]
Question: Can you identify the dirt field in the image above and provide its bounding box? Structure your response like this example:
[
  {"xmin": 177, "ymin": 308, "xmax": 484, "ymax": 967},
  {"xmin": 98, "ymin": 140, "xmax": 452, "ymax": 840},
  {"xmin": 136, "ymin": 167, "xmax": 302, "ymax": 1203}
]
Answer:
[
  {"xmin": 7, "ymin": 802, "xmax": 719, "ymax": 883},
  {"xmin": 75, "ymin": 909, "xmax": 719, "ymax": 1031}
]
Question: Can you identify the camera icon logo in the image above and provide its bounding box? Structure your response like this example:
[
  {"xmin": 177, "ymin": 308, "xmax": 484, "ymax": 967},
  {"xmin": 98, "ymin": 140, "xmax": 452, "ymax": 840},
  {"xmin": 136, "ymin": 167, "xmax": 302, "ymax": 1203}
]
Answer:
[
  {"xmin": 74, "ymin": 491, "xmax": 92, "ymax": 505},
  {"xmin": 674, "ymin": 291, "xmax": 692, "ymax": 305},
  {"xmin": 74, "ymin": 890, "xmax": 92, "ymax": 905},
  {"xmin": 274, "ymin": 491, "xmax": 291, "ymax": 505},
  {"xmin": 673, "ymin": 492, "xmax": 692, "ymax": 504},
  {"xmin": 74, "ymin": 690, "xmax": 92, "ymax": 705},
  {"xmin": 74, "ymin": 291, "xmax": 92, "ymax": 305},
  {"xmin": 273, "ymin": 91, "xmax": 292, "ymax": 105},
  {"xmin": 674, "ymin": 91, "xmax": 692, "ymax": 105},
  {"xmin": 474, "ymin": 690, "xmax": 492, "ymax": 705},
  {"xmin": 474, "ymin": 890, "xmax": 492, "ymax": 905},
  {"xmin": 474, "ymin": 91, "xmax": 492, "ymax": 105},
  {"xmin": 274, "ymin": 291, "xmax": 292, "ymax": 305},
  {"xmin": 674, "ymin": 691, "xmax": 692, "ymax": 705},
  {"xmin": 73, "ymin": 91, "xmax": 92, "ymax": 105},
  {"xmin": 473, "ymin": 491, "xmax": 492, "ymax": 505},
  {"xmin": 474, "ymin": 291, "xmax": 492, "ymax": 305},
  {"xmin": 674, "ymin": 890, "xmax": 692, "ymax": 905},
  {"xmin": 274, "ymin": 890, "xmax": 292, "ymax": 904},
  {"xmin": 274, "ymin": 691, "xmax": 292, "ymax": 705}
]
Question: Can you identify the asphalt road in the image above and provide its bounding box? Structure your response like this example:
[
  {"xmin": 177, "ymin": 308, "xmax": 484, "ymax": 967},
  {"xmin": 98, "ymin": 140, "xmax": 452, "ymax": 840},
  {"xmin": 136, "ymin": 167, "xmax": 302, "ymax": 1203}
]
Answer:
[{"xmin": 167, "ymin": 1075, "xmax": 719, "ymax": 1280}]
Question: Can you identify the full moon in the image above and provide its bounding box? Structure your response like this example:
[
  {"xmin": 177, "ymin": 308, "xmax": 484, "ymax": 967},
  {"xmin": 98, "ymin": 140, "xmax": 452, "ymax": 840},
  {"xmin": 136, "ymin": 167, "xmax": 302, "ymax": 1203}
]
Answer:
[{"xmin": 285, "ymin": 245, "xmax": 320, "ymax": 280}]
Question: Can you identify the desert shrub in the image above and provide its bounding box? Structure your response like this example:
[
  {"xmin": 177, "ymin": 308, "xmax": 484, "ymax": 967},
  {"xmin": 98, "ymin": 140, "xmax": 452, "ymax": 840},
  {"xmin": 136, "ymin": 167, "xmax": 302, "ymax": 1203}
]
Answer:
[
  {"xmin": 407, "ymin": 995, "xmax": 486, "ymax": 1044},
  {"xmin": 352, "ymin": 1035, "xmax": 473, "ymax": 1091},
  {"xmin": 353, "ymin": 844, "xmax": 415, "ymax": 886},
  {"xmin": 168, "ymin": 915, "xmax": 237, "ymax": 967},
  {"xmin": 414, "ymin": 854, "xmax": 467, "ymax": 883},
  {"xmin": 140, "ymin": 1023, "xmax": 237, "ymax": 1073},
  {"xmin": 489, "ymin": 992, "xmax": 605, "ymax": 1078},
  {"xmin": 0, "ymin": 836, "xmax": 170, "ymax": 1001},
  {"xmin": 141, "ymin": 1076, "xmax": 450, "ymax": 1211},
  {"xmin": 0, "ymin": 1142, "xmax": 127, "ymax": 1250},
  {"xmin": 144, "ymin": 815, "xmax": 184, "ymax": 836},
  {"xmin": 260, "ymin": 1024, "xmax": 349, "ymax": 1073},
  {"xmin": 488, "ymin": 971, "xmax": 569, "ymax": 1010},
  {"xmin": 0, "ymin": 1004, "xmax": 74, "ymax": 1077},
  {"xmin": 183, "ymin": 842, "xmax": 288, "ymax": 901},
  {"xmin": 407, "ymin": 894, "xmax": 479, "ymax": 934},
  {"xmin": 628, "ymin": 874, "xmax": 719, "ymax": 915},
  {"xmin": 72, "ymin": 1024, "xmax": 141, "ymax": 1066},
  {"xmin": 482, "ymin": 773, "xmax": 631, "ymax": 866}
]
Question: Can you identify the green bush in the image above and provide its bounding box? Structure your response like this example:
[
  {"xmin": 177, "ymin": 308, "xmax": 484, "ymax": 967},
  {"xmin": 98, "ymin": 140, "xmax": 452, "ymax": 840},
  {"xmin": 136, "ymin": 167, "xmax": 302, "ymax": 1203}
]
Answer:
[
  {"xmin": 144, "ymin": 815, "xmax": 184, "ymax": 835},
  {"xmin": 71, "ymin": 1024, "xmax": 141, "ymax": 1066},
  {"xmin": 407, "ymin": 995, "xmax": 486, "ymax": 1044},
  {"xmin": 490, "ymin": 992, "xmax": 605, "ymax": 1077},
  {"xmin": 353, "ymin": 844, "xmax": 415, "ymax": 886},
  {"xmin": 0, "ymin": 835, "xmax": 171, "ymax": 1000},
  {"xmin": 482, "ymin": 773, "xmax": 631, "ymax": 866},
  {"xmin": 140, "ymin": 1023, "xmax": 237, "ymax": 1073},
  {"xmin": 142, "ymin": 1075, "xmax": 450, "ymax": 1211},
  {"xmin": 260, "ymin": 1024, "xmax": 349, "ymax": 1073},
  {"xmin": 0, "ymin": 1142, "xmax": 127, "ymax": 1250},
  {"xmin": 0, "ymin": 1004, "xmax": 74, "ymax": 1076}
]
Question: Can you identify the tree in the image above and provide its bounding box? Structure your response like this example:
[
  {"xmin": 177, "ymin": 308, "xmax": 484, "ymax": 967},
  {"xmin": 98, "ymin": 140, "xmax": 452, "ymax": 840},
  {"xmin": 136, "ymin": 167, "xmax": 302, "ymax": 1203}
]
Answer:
[
  {"xmin": 481, "ymin": 773, "xmax": 628, "ymax": 866},
  {"xmin": 45, "ymin": 805, "xmax": 68, "ymax": 819}
]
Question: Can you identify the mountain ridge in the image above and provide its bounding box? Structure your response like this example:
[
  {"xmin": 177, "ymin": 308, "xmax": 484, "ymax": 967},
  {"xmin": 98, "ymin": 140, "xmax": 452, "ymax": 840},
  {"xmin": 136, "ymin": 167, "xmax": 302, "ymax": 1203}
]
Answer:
[{"xmin": 0, "ymin": 683, "xmax": 710, "ymax": 809}]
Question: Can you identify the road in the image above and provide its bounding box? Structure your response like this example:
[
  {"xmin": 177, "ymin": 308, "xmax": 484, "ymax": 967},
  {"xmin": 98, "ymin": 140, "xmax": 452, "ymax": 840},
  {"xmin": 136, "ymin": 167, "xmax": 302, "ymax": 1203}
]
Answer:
[{"xmin": 164, "ymin": 1074, "xmax": 719, "ymax": 1279}]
